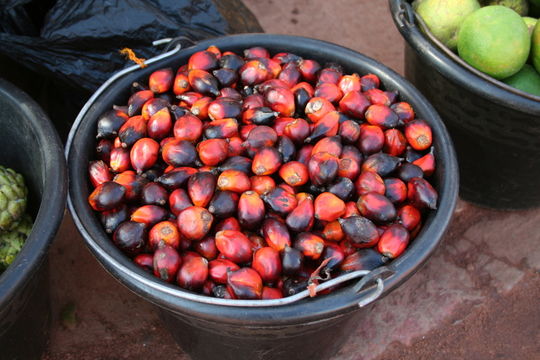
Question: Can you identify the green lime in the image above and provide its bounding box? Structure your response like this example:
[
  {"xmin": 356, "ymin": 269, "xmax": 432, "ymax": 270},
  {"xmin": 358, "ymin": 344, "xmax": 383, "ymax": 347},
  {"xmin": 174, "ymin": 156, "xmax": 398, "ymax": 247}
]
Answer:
[
  {"xmin": 480, "ymin": 0, "xmax": 528, "ymax": 16},
  {"xmin": 502, "ymin": 64, "xmax": 540, "ymax": 96}
]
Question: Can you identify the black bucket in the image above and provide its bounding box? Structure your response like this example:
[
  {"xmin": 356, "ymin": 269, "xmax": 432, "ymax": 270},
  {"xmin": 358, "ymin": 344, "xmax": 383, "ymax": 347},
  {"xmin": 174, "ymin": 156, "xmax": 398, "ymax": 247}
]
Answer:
[
  {"xmin": 0, "ymin": 79, "xmax": 67, "ymax": 359},
  {"xmin": 389, "ymin": 0, "xmax": 540, "ymax": 210},
  {"xmin": 66, "ymin": 34, "xmax": 458, "ymax": 360}
]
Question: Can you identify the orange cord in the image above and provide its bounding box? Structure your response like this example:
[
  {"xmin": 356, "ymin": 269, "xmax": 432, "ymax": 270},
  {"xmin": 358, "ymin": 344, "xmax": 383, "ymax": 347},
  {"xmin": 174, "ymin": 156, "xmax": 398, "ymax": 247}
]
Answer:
[{"xmin": 119, "ymin": 48, "xmax": 147, "ymax": 68}]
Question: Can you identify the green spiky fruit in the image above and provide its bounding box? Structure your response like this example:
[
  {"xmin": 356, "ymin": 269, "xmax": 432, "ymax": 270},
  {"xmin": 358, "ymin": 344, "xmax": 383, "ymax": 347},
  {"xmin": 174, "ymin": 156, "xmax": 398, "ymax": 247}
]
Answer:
[
  {"xmin": 0, "ymin": 166, "xmax": 27, "ymax": 231},
  {"xmin": 0, "ymin": 214, "xmax": 32, "ymax": 270}
]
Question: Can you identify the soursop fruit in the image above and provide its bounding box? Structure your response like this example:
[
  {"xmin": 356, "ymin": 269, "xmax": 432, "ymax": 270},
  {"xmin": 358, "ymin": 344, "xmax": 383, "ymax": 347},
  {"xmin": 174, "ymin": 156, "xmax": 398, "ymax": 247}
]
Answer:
[
  {"xmin": 0, "ymin": 214, "xmax": 32, "ymax": 270},
  {"xmin": 0, "ymin": 166, "xmax": 27, "ymax": 231}
]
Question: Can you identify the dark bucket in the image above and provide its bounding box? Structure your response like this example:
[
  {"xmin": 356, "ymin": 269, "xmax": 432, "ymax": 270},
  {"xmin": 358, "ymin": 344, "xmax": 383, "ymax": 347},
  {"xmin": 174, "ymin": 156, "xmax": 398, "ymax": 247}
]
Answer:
[
  {"xmin": 389, "ymin": 0, "xmax": 540, "ymax": 210},
  {"xmin": 0, "ymin": 79, "xmax": 67, "ymax": 359},
  {"xmin": 66, "ymin": 34, "xmax": 458, "ymax": 360}
]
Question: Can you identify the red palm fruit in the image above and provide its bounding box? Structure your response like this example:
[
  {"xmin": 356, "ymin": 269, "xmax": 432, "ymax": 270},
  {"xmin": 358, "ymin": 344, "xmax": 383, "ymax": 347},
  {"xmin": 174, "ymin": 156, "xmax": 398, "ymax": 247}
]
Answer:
[
  {"xmin": 327, "ymin": 177, "xmax": 354, "ymax": 201},
  {"xmin": 227, "ymin": 268, "xmax": 263, "ymax": 299},
  {"xmin": 263, "ymin": 218, "xmax": 292, "ymax": 251},
  {"xmin": 173, "ymin": 113, "xmax": 203, "ymax": 142},
  {"xmin": 384, "ymin": 178, "xmax": 407, "ymax": 203},
  {"xmin": 205, "ymin": 118, "xmax": 239, "ymax": 139},
  {"xmin": 250, "ymin": 175, "xmax": 275, "ymax": 195},
  {"xmin": 177, "ymin": 255, "xmax": 209, "ymax": 290},
  {"xmin": 264, "ymin": 87, "xmax": 295, "ymax": 117},
  {"xmin": 262, "ymin": 187, "xmax": 298, "ymax": 216},
  {"xmin": 88, "ymin": 181, "xmax": 125, "ymax": 211},
  {"xmin": 149, "ymin": 68, "xmax": 173, "ymax": 93},
  {"xmin": 338, "ymin": 73, "xmax": 361, "ymax": 94},
  {"xmin": 141, "ymin": 98, "xmax": 169, "ymax": 120},
  {"xmin": 397, "ymin": 204, "xmax": 421, "ymax": 231},
  {"xmin": 279, "ymin": 161, "xmax": 309, "ymax": 187},
  {"xmin": 317, "ymin": 65, "xmax": 343, "ymax": 85},
  {"xmin": 257, "ymin": 79, "xmax": 289, "ymax": 93},
  {"xmin": 194, "ymin": 236, "xmax": 218, "ymax": 260},
  {"xmin": 278, "ymin": 183, "xmax": 296, "ymax": 195},
  {"xmin": 208, "ymin": 190, "xmax": 239, "ymax": 218},
  {"xmin": 113, "ymin": 170, "xmax": 146, "ymax": 202},
  {"xmin": 298, "ymin": 59, "xmax": 321, "ymax": 82},
  {"xmin": 177, "ymin": 206, "xmax": 213, "ymax": 241},
  {"xmin": 252, "ymin": 147, "xmax": 282, "ymax": 176},
  {"xmin": 362, "ymin": 153, "xmax": 402, "ymax": 177},
  {"xmin": 153, "ymin": 246, "xmax": 181, "ymax": 282},
  {"xmin": 109, "ymin": 147, "xmax": 131, "ymax": 173},
  {"xmin": 239, "ymin": 59, "xmax": 270, "ymax": 86},
  {"xmin": 295, "ymin": 192, "xmax": 311, "ymax": 203},
  {"xmin": 197, "ymin": 139, "xmax": 229, "ymax": 166},
  {"xmin": 215, "ymin": 230, "xmax": 253, "ymax": 263},
  {"xmin": 339, "ymin": 120, "xmax": 361, "ymax": 144},
  {"xmin": 188, "ymin": 172, "xmax": 216, "ymax": 208},
  {"xmin": 228, "ymin": 136, "xmax": 244, "ymax": 156},
  {"xmin": 173, "ymin": 72, "xmax": 190, "ymax": 95},
  {"xmin": 130, "ymin": 138, "xmax": 159, "ymax": 174},
  {"xmin": 384, "ymin": 128, "xmax": 407, "ymax": 156},
  {"xmin": 308, "ymin": 152, "xmax": 339, "ymax": 186},
  {"xmin": 283, "ymin": 118, "xmax": 310, "ymax": 144},
  {"xmin": 277, "ymin": 136, "xmax": 295, "ymax": 164},
  {"xmin": 190, "ymin": 96, "xmax": 212, "ymax": 120},
  {"xmin": 355, "ymin": 171, "xmax": 386, "ymax": 195},
  {"xmin": 281, "ymin": 245, "xmax": 304, "ymax": 275},
  {"xmin": 365, "ymin": 104, "xmax": 399, "ymax": 128},
  {"xmin": 244, "ymin": 46, "xmax": 269, "ymax": 59},
  {"xmin": 238, "ymin": 191, "xmax": 265, "ymax": 229},
  {"xmin": 188, "ymin": 50, "xmax": 218, "ymax": 71},
  {"xmin": 405, "ymin": 119, "xmax": 433, "ymax": 151},
  {"xmin": 293, "ymin": 87, "xmax": 313, "ymax": 114},
  {"xmin": 340, "ymin": 239, "xmax": 356, "ymax": 257},
  {"xmin": 177, "ymin": 91, "xmax": 204, "ymax": 107},
  {"xmin": 338, "ymin": 91, "xmax": 370, "ymax": 119},
  {"xmin": 344, "ymin": 201, "xmax": 361, "ymax": 218},
  {"xmin": 157, "ymin": 167, "xmax": 197, "ymax": 191},
  {"xmin": 296, "ymin": 144, "xmax": 314, "ymax": 165},
  {"xmin": 206, "ymin": 45, "xmax": 221, "ymax": 58},
  {"xmin": 242, "ymin": 107, "xmax": 279, "ymax": 126},
  {"xmin": 378, "ymin": 224, "xmax": 410, "ymax": 259},
  {"xmin": 131, "ymin": 205, "xmax": 168, "ymax": 227},
  {"xmin": 119, "ymin": 115, "xmax": 146, "ymax": 148},
  {"xmin": 212, "ymin": 68, "xmax": 238, "ymax": 87},
  {"xmin": 306, "ymin": 111, "xmax": 340, "ymax": 142},
  {"xmin": 245, "ymin": 125, "xmax": 278, "ymax": 149},
  {"xmin": 259, "ymin": 58, "xmax": 282, "ymax": 79},
  {"xmin": 338, "ymin": 156, "xmax": 361, "ymax": 180},
  {"xmin": 188, "ymin": 69, "xmax": 220, "ymax": 96},
  {"xmin": 272, "ymin": 117, "xmax": 293, "ymax": 136},
  {"xmin": 338, "ymin": 216, "xmax": 379, "ymax": 248},
  {"xmin": 147, "ymin": 108, "xmax": 172, "ymax": 140},
  {"xmin": 305, "ymin": 97, "xmax": 335, "ymax": 123},
  {"xmin": 391, "ymin": 101, "xmax": 415, "ymax": 123},
  {"xmin": 220, "ymin": 52, "xmax": 245, "ymax": 69},
  {"xmin": 272, "ymin": 52, "xmax": 302, "ymax": 64},
  {"xmin": 89, "ymin": 160, "xmax": 112, "ymax": 187},
  {"xmin": 294, "ymin": 232, "xmax": 325, "ymax": 260},
  {"xmin": 242, "ymin": 94, "xmax": 265, "ymax": 112},
  {"xmin": 357, "ymin": 192, "xmax": 397, "ymax": 223},
  {"xmin": 360, "ymin": 73, "xmax": 380, "ymax": 91},
  {"xmin": 217, "ymin": 169, "xmax": 251, "ymax": 193},
  {"xmin": 215, "ymin": 217, "xmax": 241, "ymax": 232},
  {"xmin": 219, "ymin": 87, "xmax": 242, "ymax": 100},
  {"xmin": 202, "ymin": 280, "xmax": 216, "ymax": 296},
  {"xmin": 363, "ymin": 88, "xmax": 389, "ymax": 105},
  {"xmin": 100, "ymin": 204, "xmax": 128, "ymax": 234},
  {"xmin": 323, "ymin": 220, "xmax": 345, "ymax": 243},
  {"xmin": 311, "ymin": 136, "xmax": 343, "ymax": 157},
  {"xmin": 134, "ymin": 253, "xmax": 153, "ymax": 272},
  {"xmin": 314, "ymin": 83, "xmax": 343, "ymax": 103},
  {"xmin": 208, "ymin": 97, "xmax": 242, "ymax": 121},
  {"xmin": 161, "ymin": 138, "xmax": 197, "ymax": 167},
  {"xmin": 314, "ymin": 192, "xmax": 346, "ymax": 222},
  {"xmin": 340, "ymin": 248, "xmax": 387, "ymax": 272},
  {"xmin": 321, "ymin": 242, "xmax": 346, "ymax": 272},
  {"xmin": 404, "ymin": 146, "xmax": 424, "ymax": 163},
  {"xmin": 278, "ymin": 62, "xmax": 301, "ymax": 87},
  {"xmin": 141, "ymin": 182, "xmax": 168, "ymax": 206},
  {"xmin": 96, "ymin": 109, "xmax": 129, "ymax": 139},
  {"xmin": 262, "ymin": 287, "xmax": 283, "ymax": 299},
  {"xmin": 209, "ymin": 259, "xmax": 240, "ymax": 284},
  {"xmin": 219, "ymin": 156, "xmax": 252, "ymax": 173},
  {"xmin": 96, "ymin": 138, "xmax": 113, "ymax": 163},
  {"xmin": 149, "ymin": 220, "xmax": 180, "ymax": 250},
  {"xmin": 252, "ymin": 247, "xmax": 282, "ymax": 283},
  {"xmin": 398, "ymin": 162, "xmax": 425, "ymax": 185},
  {"xmin": 112, "ymin": 221, "xmax": 146, "ymax": 256},
  {"xmin": 358, "ymin": 124, "xmax": 384, "ymax": 154},
  {"xmin": 249, "ymin": 235, "xmax": 267, "ymax": 252},
  {"xmin": 127, "ymin": 90, "xmax": 154, "ymax": 117},
  {"xmin": 408, "ymin": 177, "xmax": 438, "ymax": 210},
  {"xmin": 413, "ymin": 151, "xmax": 435, "ymax": 176},
  {"xmin": 286, "ymin": 195, "xmax": 314, "ymax": 232}
]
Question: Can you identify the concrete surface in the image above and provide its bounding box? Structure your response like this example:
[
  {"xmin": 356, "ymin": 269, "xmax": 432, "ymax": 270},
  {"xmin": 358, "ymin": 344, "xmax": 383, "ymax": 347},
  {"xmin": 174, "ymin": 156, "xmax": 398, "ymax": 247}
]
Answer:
[{"xmin": 41, "ymin": 1, "xmax": 540, "ymax": 359}]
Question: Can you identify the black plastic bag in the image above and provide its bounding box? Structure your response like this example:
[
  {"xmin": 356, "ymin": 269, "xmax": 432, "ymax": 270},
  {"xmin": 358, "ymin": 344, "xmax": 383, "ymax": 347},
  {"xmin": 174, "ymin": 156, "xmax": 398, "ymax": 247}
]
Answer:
[{"xmin": 0, "ymin": 0, "xmax": 262, "ymax": 139}]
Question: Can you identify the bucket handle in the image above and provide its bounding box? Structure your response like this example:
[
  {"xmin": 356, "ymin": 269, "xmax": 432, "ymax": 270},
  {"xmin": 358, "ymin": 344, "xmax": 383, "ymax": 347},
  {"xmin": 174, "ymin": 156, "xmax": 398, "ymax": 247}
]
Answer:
[
  {"xmin": 391, "ymin": 0, "xmax": 415, "ymax": 30},
  {"xmin": 353, "ymin": 266, "xmax": 395, "ymax": 308}
]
